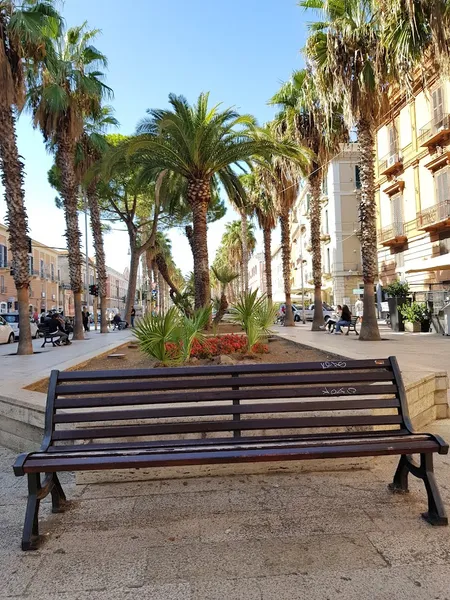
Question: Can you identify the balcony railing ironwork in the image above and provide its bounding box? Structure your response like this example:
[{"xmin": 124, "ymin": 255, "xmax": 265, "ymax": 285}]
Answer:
[
  {"xmin": 378, "ymin": 222, "xmax": 407, "ymax": 246},
  {"xmin": 418, "ymin": 114, "xmax": 450, "ymax": 147},
  {"xmin": 417, "ymin": 200, "xmax": 450, "ymax": 230},
  {"xmin": 331, "ymin": 262, "xmax": 362, "ymax": 274}
]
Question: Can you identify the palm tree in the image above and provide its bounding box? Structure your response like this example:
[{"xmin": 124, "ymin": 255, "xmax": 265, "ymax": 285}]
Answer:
[
  {"xmin": 302, "ymin": 0, "xmax": 388, "ymax": 341},
  {"xmin": 211, "ymin": 265, "xmax": 239, "ymax": 324},
  {"xmin": 222, "ymin": 220, "xmax": 256, "ymax": 293},
  {"xmin": 240, "ymin": 170, "xmax": 277, "ymax": 301},
  {"xmin": 270, "ymin": 69, "xmax": 347, "ymax": 331},
  {"xmin": 0, "ymin": 0, "xmax": 61, "ymax": 354},
  {"xmin": 130, "ymin": 93, "xmax": 308, "ymax": 311},
  {"xmin": 78, "ymin": 106, "xmax": 118, "ymax": 334},
  {"xmin": 27, "ymin": 23, "xmax": 112, "ymax": 340}
]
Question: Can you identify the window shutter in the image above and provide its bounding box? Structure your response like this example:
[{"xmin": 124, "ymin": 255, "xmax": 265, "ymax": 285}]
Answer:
[
  {"xmin": 0, "ymin": 245, "xmax": 7, "ymax": 268},
  {"xmin": 432, "ymin": 88, "xmax": 444, "ymax": 124}
]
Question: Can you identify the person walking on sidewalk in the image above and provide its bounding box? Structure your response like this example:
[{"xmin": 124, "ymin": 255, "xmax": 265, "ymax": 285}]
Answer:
[
  {"xmin": 355, "ymin": 297, "xmax": 364, "ymax": 322},
  {"xmin": 82, "ymin": 308, "xmax": 90, "ymax": 332},
  {"xmin": 131, "ymin": 307, "xmax": 136, "ymax": 328}
]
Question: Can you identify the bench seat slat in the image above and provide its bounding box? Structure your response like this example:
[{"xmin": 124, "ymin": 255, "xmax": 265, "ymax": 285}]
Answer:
[
  {"xmin": 55, "ymin": 371, "xmax": 394, "ymax": 396},
  {"xmin": 21, "ymin": 438, "xmax": 440, "ymax": 473},
  {"xmin": 52, "ymin": 414, "xmax": 404, "ymax": 441},
  {"xmin": 48, "ymin": 428, "xmax": 412, "ymax": 453},
  {"xmin": 33, "ymin": 433, "xmax": 435, "ymax": 460},
  {"xmin": 56, "ymin": 359, "xmax": 391, "ymax": 381},
  {"xmin": 54, "ymin": 384, "xmax": 399, "ymax": 409},
  {"xmin": 53, "ymin": 397, "xmax": 401, "ymax": 424}
]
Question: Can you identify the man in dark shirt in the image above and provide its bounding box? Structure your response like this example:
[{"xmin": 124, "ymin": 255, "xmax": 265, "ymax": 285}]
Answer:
[{"xmin": 44, "ymin": 314, "xmax": 71, "ymax": 345}]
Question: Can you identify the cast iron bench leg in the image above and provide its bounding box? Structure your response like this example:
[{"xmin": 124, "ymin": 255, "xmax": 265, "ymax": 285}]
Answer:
[
  {"xmin": 389, "ymin": 453, "xmax": 448, "ymax": 525},
  {"xmin": 389, "ymin": 454, "xmax": 409, "ymax": 493},
  {"xmin": 420, "ymin": 453, "xmax": 448, "ymax": 526},
  {"xmin": 22, "ymin": 473, "xmax": 41, "ymax": 551},
  {"xmin": 51, "ymin": 473, "xmax": 67, "ymax": 513}
]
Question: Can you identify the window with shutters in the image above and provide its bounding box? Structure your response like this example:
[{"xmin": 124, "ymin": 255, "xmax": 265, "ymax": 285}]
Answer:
[
  {"xmin": 28, "ymin": 256, "xmax": 34, "ymax": 275},
  {"xmin": 390, "ymin": 192, "xmax": 404, "ymax": 236},
  {"xmin": 432, "ymin": 87, "xmax": 445, "ymax": 127},
  {"xmin": 388, "ymin": 124, "xmax": 398, "ymax": 156},
  {"xmin": 355, "ymin": 166, "xmax": 361, "ymax": 189},
  {"xmin": 0, "ymin": 245, "xmax": 7, "ymax": 268},
  {"xmin": 0, "ymin": 275, "xmax": 5, "ymax": 293},
  {"xmin": 40, "ymin": 259, "xmax": 44, "ymax": 279},
  {"xmin": 326, "ymin": 248, "xmax": 331, "ymax": 274},
  {"xmin": 435, "ymin": 169, "xmax": 449, "ymax": 203},
  {"xmin": 51, "ymin": 263, "xmax": 55, "ymax": 281}
]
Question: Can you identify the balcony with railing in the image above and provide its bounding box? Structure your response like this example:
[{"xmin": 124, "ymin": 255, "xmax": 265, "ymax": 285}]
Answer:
[
  {"xmin": 331, "ymin": 262, "xmax": 362, "ymax": 275},
  {"xmin": 0, "ymin": 261, "xmax": 9, "ymax": 271},
  {"xmin": 378, "ymin": 222, "xmax": 407, "ymax": 247},
  {"xmin": 418, "ymin": 114, "xmax": 450, "ymax": 148},
  {"xmin": 320, "ymin": 229, "xmax": 331, "ymax": 243},
  {"xmin": 378, "ymin": 149, "xmax": 403, "ymax": 177},
  {"xmin": 417, "ymin": 200, "xmax": 450, "ymax": 231}
]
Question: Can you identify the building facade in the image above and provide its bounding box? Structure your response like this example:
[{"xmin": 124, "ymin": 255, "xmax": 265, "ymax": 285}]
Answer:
[
  {"xmin": 248, "ymin": 251, "xmax": 266, "ymax": 296},
  {"xmin": 290, "ymin": 143, "xmax": 363, "ymax": 308},
  {"xmin": 105, "ymin": 266, "xmax": 129, "ymax": 314},
  {"xmin": 376, "ymin": 75, "xmax": 450, "ymax": 294},
  {"xmin": 0, "ymin": 223, "xmax": 60, "ymax": 314},
  {"xmin": 57, "ymin": 251, "xmax": 97, "ymax": 315}
]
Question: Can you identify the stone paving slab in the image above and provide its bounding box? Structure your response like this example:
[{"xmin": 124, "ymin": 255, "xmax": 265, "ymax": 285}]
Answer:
[{"xmin": 1, "ymin": 420, "xmax": 450, "ymax": 599}]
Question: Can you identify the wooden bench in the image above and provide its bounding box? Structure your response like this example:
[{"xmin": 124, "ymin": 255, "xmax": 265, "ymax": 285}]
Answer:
[
  {"xmin": 329, "ymin": 316, "xmax": 359, "ymax": 335},
  {"xmin": 37, "ymin": 324, "xmax": 60, "ymax": 348},
  {"xmin": 13, "ymin": 356, "xmax": 448, "ymax": 551}
]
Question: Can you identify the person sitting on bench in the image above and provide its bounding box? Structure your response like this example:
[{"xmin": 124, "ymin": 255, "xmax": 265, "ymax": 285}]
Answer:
[
  {"xmin": 44, "ymin": 313, "xmax": 71, "ymax": 345},
  {"xmin": 327, "ymin": 305, "xmax": 342, "ymax": 332},
  {"xmin": 334, "ymin": 304, "xmax": 352, "ymax": 334},
  {"xmin": 113, "ymin": 313, "xmax": 128, "ymax": 330}
]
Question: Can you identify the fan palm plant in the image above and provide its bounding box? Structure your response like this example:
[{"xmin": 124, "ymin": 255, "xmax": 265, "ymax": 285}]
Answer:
[
  {"xmin": 211, "ymin": 265, "xmax": 239, "ymax": 325},
  {"xmin": 129, "ymin": 93, "xmax": 309, "ymax": 311},
  {"xmin": 302, "ymin": 0, "xmax": 388, "ymax": 341},
  {"xmin": 27, "ymin": 23, "xmax": 112, "ymax": 340},
  {"xmin": 270, "ymin": 69, "xmax": 348, "ymax": 331},
  {"xmin": 0, "ymin": 0, "xmax": 61, "ymax": 354}
]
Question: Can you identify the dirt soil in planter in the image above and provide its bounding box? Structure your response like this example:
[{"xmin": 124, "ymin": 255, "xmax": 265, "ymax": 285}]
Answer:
[{"xmin": 26, "ymin": 336, "xmax": 341, "ymax": 395}]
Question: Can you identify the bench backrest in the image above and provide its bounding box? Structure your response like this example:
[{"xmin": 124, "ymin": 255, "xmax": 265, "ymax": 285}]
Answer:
[{"xmin": 42, "ymin": 356, "xmax": 412, "ymax": 450}]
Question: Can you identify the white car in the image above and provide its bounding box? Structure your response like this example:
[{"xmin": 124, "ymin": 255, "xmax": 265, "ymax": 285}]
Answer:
[
  {"xmin": 3, "ymin": 312, "xmax": 40, "ymax": 340},
  {"xmin": 0, "ymin": 315, "xmax": 15, "ymax": 344},
  {"xmin": 297, "ymin": 303, "xmax": 335, "ymax": 322}
]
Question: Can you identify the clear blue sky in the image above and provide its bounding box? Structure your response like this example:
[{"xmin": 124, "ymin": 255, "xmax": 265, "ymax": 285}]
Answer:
[{"xmin": 0, "ymin": 0, "xmax": 308, "ymax": 274}]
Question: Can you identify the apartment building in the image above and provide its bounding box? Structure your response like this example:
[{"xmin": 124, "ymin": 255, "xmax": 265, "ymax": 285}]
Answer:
[
  {"xmin": 290, "ymin": 143, "xmax": 363, "ymax": 307},
  {"xmin": 0, "ymin": 223, "xmax": 59, "ymax": 314},
  {"xmin": 271, "ymin": 245, "xmax": 285, "ymax": 303},
  {"xmin": 248, "ymin": 251, "xmax": 267, "ymax": 296},
  {"xmin": 376, "ymin": 74, "xmax": 450, "ymax": 292},
  {"xmin": 57, "ymin": 251, "xmax": 97, "ymax": 314},
  {"xmin": 105, "ymin": 266, "xmax": 129, "ymax": 314}
]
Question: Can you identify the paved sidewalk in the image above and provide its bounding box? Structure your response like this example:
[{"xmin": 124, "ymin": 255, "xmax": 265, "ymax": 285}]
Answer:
[
  {"xmin": 275, "ymin": 322, "xmax": 450, "ymax": 386},
  {"xmin": 1, "ymin": 419, "xmax": 450, "ymax": 599},
  {"xmin": 0, "ymin": 329, "xmax": 133, "ymax": 389}
]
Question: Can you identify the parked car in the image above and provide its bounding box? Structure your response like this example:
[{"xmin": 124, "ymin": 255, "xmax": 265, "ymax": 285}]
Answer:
[
  {"xmin": 0, "ymin": 315, "xmax": 15, "ymax": 344},
  {"xmin": 300, "ymin": 303, "xmax": 335, "ymax": 322},
  {"xmin": 3, "ymin": 312, "xmax": 40, "ymax": 340}
]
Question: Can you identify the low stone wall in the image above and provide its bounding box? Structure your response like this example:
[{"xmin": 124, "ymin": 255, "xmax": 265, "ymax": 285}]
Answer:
[
  {"xmin": 407, "ymin": 371, "xmax": 449, "ymax": 430},
  {"xmin": 0, "ymin": 391, "xmax": 45, "ymax": 453}
]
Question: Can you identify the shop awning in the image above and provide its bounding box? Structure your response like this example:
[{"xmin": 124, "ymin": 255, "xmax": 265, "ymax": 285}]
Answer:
[{"xmin": 406, "ymin": 254, "xmax": 450, "ymax": 273}]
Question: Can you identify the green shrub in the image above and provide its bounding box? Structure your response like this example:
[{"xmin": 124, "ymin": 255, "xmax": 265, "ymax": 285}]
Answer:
[
  {"xmin": 230, "ymin": 291, "xmax": 276, "ymax": 352},
  {"xmin": 399, "ymin": 302, "xmax": 427, "ymax": 323},
  {"xmin": 384, "ymin": 280, "xmax": 410, "ymax": 297}
]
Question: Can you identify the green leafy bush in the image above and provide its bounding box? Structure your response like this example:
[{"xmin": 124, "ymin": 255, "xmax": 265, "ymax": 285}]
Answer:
[
  {"xmin": 134, "ymin": 306, "xmax": 211, "ymax": 364},
  {"xmin": 384, "ymin": 280, "xmax": 410, "ymax": 297},
  {"xmin": 399, "ymin": 302, "xmax": 427, "ymax": 323},
  {"xmin": 230, "ymin": 291, "xmax": 276, "ymax": 352}
]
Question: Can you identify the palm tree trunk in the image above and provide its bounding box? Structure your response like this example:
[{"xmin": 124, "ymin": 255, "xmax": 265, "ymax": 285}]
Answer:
[
  {"xmin": 125, "ymin": 246, "xmax": 139, "ymax": 323},
  {"xmin": 263, "ymin": 227, "xmax": 272, "ymax": 301},
  {"xmin": 309, "ymin": 171, "xmax": 325, "ymax": 331},
  {"xmin": 185, "ymin": 225, "xmax": 194, "ymax": 254},
  {"xmin": 280, "ymin": 212, "xmax": 294, "ymax": 327},
  {"xmin": 188, "ymin": 179, "xmax": 211, "ymax": 310},
  {"xmin": 157, "ymin": 270, "xmax": 164, "ymax": 314},
  {"xmin": 56, "ymin": 135, "xmax": 84, "ymax": 341},
  {"xmin": 240, "ymin": 210, "xmax": 249, "ymax": 293},
  {"xmin": 0, "ymin": 106, "xmax": 33, "ymax": 355},
  {"xmin": 357, "ymin": 119, "xmax": 381, "ymax": 341},
  {"xmin": 87, "ymin": 185, "xmax": 108, "ymax": 333}
]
